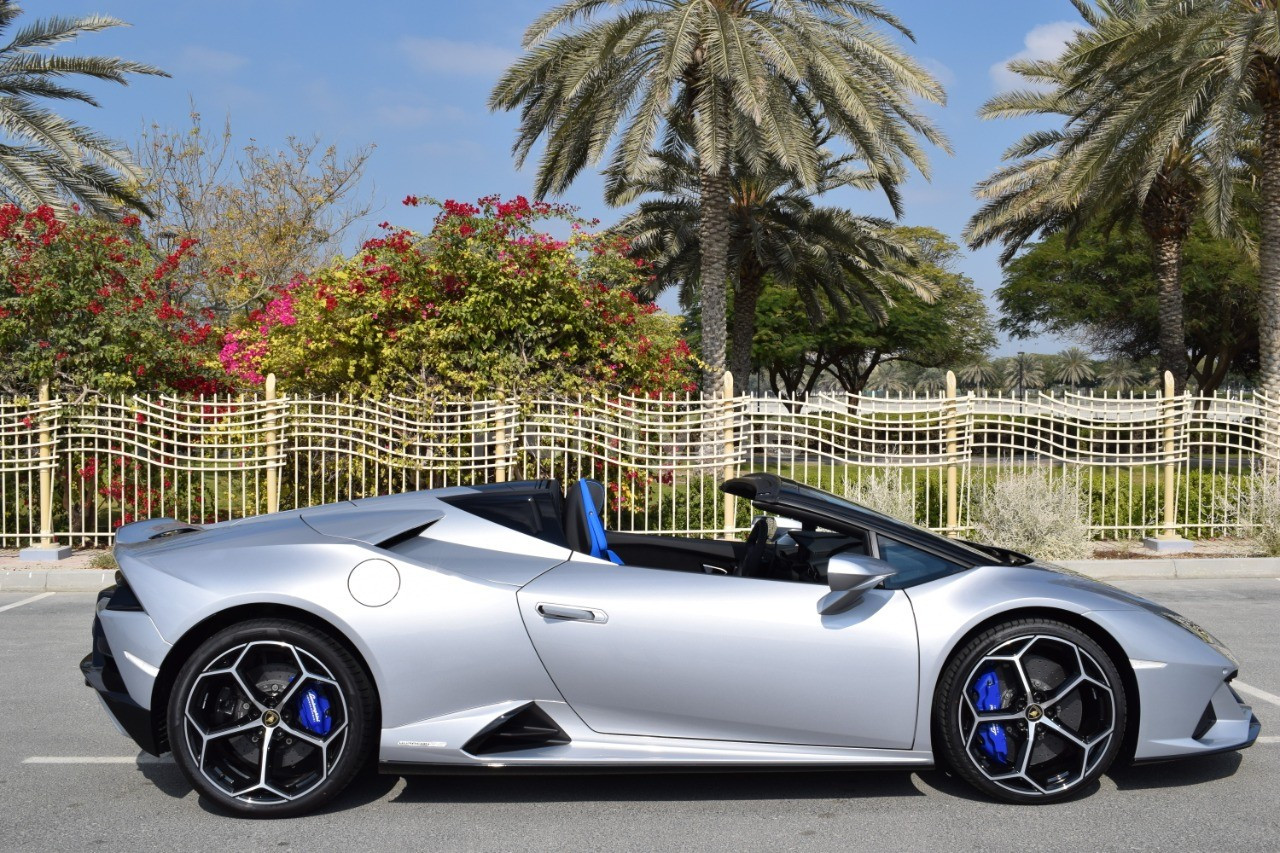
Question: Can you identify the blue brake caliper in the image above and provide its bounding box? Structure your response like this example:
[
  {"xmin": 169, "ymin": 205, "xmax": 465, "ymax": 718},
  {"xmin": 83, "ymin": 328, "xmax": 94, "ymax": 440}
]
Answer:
[
  {"xmin": 296, "ymin": 685, "xmax": 332, "ymax": 736},
  {"xmin": 972, "ymin": 668, "xmax": 1009, "ymax": 765}
]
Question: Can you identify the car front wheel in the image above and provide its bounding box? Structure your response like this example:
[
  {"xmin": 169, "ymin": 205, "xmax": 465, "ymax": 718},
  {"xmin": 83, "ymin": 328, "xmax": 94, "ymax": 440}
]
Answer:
[
  {"xmin": 167, "ymin": 618, "xmax": 376, "ymax": 817},
  {"xmin": 934, "ymin": 618, "xmax": 1127, "ymax": 803}
]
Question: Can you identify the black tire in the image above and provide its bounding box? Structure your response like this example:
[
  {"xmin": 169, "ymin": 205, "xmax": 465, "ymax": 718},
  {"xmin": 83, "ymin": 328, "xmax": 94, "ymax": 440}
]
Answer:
[
  {"xmin": 167, "ymin": 618, "xmax": 377, "ymax": 817},
  {"xmin": 933, "ymin": 618, "xmax": 1127, "ymax": 804}
]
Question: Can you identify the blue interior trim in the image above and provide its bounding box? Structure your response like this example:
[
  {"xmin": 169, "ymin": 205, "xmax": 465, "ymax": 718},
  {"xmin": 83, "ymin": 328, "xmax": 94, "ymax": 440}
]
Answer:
[{"xmin": 579, "ymin": 479, "xmax": 623, "ymax": 565}]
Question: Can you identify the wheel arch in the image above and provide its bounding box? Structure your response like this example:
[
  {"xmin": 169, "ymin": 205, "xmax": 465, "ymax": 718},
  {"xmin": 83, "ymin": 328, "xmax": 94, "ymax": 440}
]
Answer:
[
  {"xmin": 148, "ymin": 603, "xmax": 381, "ymax": 755},
  {"xmin": 928, "ymin": 606, "xmax": 1141, "ymax": 766}
]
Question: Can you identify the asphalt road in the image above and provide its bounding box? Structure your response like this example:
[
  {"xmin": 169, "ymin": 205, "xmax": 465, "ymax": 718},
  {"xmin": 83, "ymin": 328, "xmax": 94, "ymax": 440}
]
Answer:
[{"xmin": 2, "ymin": 580, "xmax": 1277, "ymax": 853}]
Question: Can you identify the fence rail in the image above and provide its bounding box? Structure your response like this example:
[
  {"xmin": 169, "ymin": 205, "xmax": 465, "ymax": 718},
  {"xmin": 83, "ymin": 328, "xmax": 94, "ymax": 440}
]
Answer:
[{"xmin": 3, "ymin": 372, "xmax": 1277, "ymax": 548}]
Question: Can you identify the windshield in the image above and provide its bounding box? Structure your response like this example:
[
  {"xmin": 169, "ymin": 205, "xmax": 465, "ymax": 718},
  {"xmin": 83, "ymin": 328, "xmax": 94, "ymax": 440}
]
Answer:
[{"xmin": 774, "ymin": 478, "xmax": 1002, "ymax": 565}]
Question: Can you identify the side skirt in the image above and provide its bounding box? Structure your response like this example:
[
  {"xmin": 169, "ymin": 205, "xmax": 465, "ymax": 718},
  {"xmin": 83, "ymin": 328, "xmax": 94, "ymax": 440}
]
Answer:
[{"xmin": 380, "ymin": 760, "xmax": 935, "ymax": 777}]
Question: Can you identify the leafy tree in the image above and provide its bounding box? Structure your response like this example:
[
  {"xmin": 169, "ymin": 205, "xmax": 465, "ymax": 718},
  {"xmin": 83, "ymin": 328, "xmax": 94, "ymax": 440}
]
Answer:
[
  {"xmin": 1049, "ymin": 0, "xmax": 1280, "ymax": 398},
  {"xmin": 1054, "ymin": 346, "xmax": 1096, "ymax": 390},
  {"xmin": 0, "ymin": 205, "xmax": 226, "ymax": 398},
  {"xmin": 135, "ymin": 106, "xmax": 375, "ymax": 318},
  {"xmin": 490, "ymin": 0, "xmax": 946, "ymax": 395},
  {"xmin": 752, "ymin": 228, "xmax": 993, "ymax": 397},
  {"xmin": 996, "ymin": 224, "xmax": 1259, "ymax": 393},
  {"xmin": 223, "ymin": 196, "xmax": 697, "ymax": 397},
  {"xmin": 0, "ymin": 5, "xmax": 165, "ymax": 215},
  {"xmin": 614, "ymin": 143, "xmax": 929, "ymax": 393}
]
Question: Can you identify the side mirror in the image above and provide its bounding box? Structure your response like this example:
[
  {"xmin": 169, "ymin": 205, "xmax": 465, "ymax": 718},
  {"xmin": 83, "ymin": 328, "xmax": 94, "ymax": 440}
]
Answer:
[{"xmin": 819, "ymin": 554, "xmax": 896, "ymax": 616}]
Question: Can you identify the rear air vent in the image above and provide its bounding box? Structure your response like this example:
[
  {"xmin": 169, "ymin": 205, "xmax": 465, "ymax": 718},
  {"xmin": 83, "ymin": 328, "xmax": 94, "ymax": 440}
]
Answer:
[{"xmin": 462, "ymin": 704, "xmax": 570, "ymax": 755}]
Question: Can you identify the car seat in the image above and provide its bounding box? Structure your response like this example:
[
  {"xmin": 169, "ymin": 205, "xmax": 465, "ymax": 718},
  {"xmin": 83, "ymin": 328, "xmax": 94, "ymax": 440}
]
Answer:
[{"xmin": 563, "ymin": 479, "xmax": 623, "ymax": 564}]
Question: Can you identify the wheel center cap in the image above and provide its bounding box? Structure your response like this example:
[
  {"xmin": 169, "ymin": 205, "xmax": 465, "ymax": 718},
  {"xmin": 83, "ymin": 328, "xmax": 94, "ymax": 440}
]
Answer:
[
  {"xmin": 262, "ymin": 709, "xmax": 280, "ymax": 727},
  {"xmin": 1026, "ymin": 704, "xmax": 1043, "ymax": 721}
]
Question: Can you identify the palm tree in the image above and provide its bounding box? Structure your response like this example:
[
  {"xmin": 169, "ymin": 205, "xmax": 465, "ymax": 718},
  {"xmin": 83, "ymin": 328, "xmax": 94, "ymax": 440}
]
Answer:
[
  {"xmin": 1054, "ymin": 346, "xmax": 1096, "ymax": 390},
  {"xmin": 1098, "ymin": 358, "xmax": 1142, "ymax": 392},
  {"xmin": 965, "ymin": 0, "xmax": 1223, "ymax": 393},
  {"xmin": 614, "ymin": 142, "xmax": 933, "ymax": 393},
  {"xmin": 490, "ymin": 0, "xmax": 946, "ymax": 396},
  {"xmin": 867, "ymin": 362, "xmax": 910, "ymax": 395},
  {"xmin": 957, "ymin": 355, "xmax": 998, "ymax": 390},
  {"xmin": 0, "ymin": 5, "xmax": 165, "ymax": 215},
  {"xmin": 1001, "ymin": 353, "xmax": 1045, "ymax": 395},
  {"xmin": 1046, "ymin": 0, "xmax": 1280, "ymax": 399},
  {"xmin": 914, "ymin": 367, "xmax": 948, "ymax": 394}
]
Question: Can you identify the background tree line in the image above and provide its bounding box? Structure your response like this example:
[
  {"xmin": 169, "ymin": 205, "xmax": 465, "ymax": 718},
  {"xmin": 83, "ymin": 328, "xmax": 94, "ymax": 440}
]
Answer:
[{"xmin": 4, "ymin": 1, "xmax": 1280, "ymax": 403}]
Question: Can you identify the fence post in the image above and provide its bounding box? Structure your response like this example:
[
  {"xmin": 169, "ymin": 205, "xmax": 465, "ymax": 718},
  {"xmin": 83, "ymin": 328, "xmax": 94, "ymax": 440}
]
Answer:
[
  {"xmin": 265, "ymin": 374, "xmax": 280, "ymax": 514},
  {"xmin": 1142, "ymin": 369, "xmax": 1194, "ymax": 551},
  {"xmin": 20, "ymin": 379, "xmax": 70, "ymax": 560},
  {"xmin": 945, "ymin": 370, "xmax": 958, "ymax": 537},
  {"xmin": 1162, "ymin": 370, "xmax": 1178, "ymax": 539},
  {"xmin": 722, "ymin": 372, "xmax": 736, "ymax": 536},
  {"xmin": 494, "ymin": 395, "xmax": 509, "ymax": 484}
]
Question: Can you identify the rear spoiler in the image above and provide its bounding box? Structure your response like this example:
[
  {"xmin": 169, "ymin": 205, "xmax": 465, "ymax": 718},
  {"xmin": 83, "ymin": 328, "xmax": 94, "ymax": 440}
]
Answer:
[{"xmin": 114, "ymin": 518, "xmax": 205, "ymax": 546}]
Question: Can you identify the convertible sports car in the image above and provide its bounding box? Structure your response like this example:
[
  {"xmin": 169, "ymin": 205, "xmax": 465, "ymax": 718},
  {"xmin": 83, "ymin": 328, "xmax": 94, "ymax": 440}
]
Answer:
[{"xmin": 83, "ymin": 473, "xmax": 1259, "ymax": 816}]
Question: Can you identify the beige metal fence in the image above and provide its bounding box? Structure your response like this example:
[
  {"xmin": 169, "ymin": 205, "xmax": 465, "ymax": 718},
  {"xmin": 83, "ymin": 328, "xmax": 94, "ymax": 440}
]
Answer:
[{"xmin": 3, "ymin": 372, "xmax": 1277, "ymax": 548}]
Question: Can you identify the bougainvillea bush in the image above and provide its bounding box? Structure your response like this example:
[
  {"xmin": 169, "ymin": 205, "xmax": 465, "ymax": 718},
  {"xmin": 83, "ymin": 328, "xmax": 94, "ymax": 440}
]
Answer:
[
  {"xmin": 221, "ymin": 195, "xmax": 698, "ymax": 397},
  {"xmin": 0, "ymin": 205, "xmax": 229, "ymax": 397}
]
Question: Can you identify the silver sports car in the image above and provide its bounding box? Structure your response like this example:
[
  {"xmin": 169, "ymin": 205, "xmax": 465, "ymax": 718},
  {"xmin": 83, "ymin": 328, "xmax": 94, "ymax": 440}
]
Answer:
[{"xmin": 83, "ymin": 473, "xmax": 1260, "ymax": 816}]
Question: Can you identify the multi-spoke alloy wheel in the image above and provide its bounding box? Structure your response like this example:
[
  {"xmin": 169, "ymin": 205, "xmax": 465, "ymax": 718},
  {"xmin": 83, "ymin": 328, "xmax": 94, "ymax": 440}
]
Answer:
[
  {"xmin": 168, "ymin": 619, "xmax": 376, "ymax": 817},
  {"xmin": 935, "ymin": 619, "xmax": 1127, "ymax": 804}
]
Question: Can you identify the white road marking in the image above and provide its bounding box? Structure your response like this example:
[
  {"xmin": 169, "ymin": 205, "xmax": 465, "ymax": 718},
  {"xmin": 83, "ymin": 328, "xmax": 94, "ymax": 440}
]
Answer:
[
  {"xmin": 1257, "ymin": 736, "xmax": 1280, "ymax": 744},
  {"xmin": 23, "ymin": 756, "xmax": 171, "ymax": 765},
  {"xmin": 1234, "ymin": 680, "xmax": 1280, "ymax": 708},
  {"xmin": 0, "ymin": 592, "xmax": 54, "ymax": 613}
]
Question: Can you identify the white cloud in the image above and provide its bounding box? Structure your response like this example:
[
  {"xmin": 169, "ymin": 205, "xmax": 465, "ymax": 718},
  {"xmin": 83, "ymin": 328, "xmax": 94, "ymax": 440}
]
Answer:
[
  {"xmin": 990, "ymin": 21, "xmax": 1078, "ymax": 92},
  {"xmin": 919, "ymin": 57, "xmax": 956, "ymax": 89},
  {"xmin": 177, "ymin": 45, "xmax": 249, "ymax": 75},
  {"xmin": 397, "ymin": 36, "xmax": 518, "ymax": 78}
]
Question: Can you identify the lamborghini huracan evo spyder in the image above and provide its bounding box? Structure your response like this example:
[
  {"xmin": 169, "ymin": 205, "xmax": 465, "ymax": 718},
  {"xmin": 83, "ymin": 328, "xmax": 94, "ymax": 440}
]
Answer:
[{"xmin": 83, "ymin": 473, "xmax": 1260, "ymax": 816}]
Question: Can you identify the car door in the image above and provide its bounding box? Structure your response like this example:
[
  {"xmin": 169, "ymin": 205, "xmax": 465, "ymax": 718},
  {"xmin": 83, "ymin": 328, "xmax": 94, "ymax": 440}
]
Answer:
[{"xmin": 517, "ymin": 558, "xmax": 920, "ymax": 749}]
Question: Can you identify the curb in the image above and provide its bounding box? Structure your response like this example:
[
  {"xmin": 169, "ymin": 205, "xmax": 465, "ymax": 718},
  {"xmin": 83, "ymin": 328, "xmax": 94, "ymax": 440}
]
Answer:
[
  {"xmin": 2, "ymin": 559, "xmax": 1277, "ymax": 593},
  {"xmin": 1055, "ymin": 557, "xmax": 1280, "ymax": 581},
  {"xmin": 0, "ymin": 569, "xmax": 115, "ymax": 592}
]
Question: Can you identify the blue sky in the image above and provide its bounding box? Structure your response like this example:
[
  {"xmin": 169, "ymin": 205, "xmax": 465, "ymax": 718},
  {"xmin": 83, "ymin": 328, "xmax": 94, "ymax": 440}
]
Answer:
[{"xmin": 56, "ymin": 0, "xmax": 1087, "ymax": 355}]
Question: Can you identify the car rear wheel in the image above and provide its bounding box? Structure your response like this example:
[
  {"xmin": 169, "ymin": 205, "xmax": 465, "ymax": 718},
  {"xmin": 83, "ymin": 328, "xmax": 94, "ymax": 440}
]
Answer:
[
  {"xmin": 934, "ymin": 618, "xmax": 1127, "ymax": 803},
  {"xmin": 167, "ymin": 618, "xmax": 376, "ymax": 817}
]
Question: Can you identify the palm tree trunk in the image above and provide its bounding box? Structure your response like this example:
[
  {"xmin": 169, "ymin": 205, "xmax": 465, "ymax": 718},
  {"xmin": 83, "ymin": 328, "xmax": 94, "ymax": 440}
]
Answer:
[
  {"xmin": 698, "ymin": 166, "xmax": 732, "ymax": 398},
  {"xmin": 1258, "ymin": 97, "xmax": 1280, "ymax": 401},
  {"xmin": 1152, "ymin": 231, "xmax": 1189, "ymax": 394},
  {"xmin": 728, "ymin": 264, "xmax": 764, "ymax": 395}
]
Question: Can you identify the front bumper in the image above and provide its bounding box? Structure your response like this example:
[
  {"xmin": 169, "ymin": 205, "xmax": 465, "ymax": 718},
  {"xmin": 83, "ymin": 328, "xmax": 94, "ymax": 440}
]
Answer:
[
  {"xmin": 80, "ymin": 647, "xmax": 159, "ymax": 754},
  {"xmin": 1131, "ymin": 676, "xmax": 1261, "ymax": 763},
  {"xmin": 82, "ymin": 586, "xmax": 166, "ymax": 755}
]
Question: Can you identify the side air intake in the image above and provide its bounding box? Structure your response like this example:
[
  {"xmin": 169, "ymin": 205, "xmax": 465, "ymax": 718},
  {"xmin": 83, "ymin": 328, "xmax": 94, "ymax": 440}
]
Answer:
[{"xmin": 462, "ymin": 703, "xmax": 570, "ymax": 755}]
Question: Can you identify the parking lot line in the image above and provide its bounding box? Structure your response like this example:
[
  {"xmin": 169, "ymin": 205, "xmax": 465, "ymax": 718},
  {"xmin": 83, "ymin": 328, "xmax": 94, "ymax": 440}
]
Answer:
[
  {"xmin": 23, "ymin": 755, "xmax": 172, "ymax": 765},
  {"xmin": 1258, "ymin": 736, "xmax": 1280, "ymax": 744},
  {"xmin": 0, "ymin": 592, "xmax": 54, "ymax": 613},
  {"xmin": 1234, "ymin": 681, "xmax": 1280, "ymax": 708}
]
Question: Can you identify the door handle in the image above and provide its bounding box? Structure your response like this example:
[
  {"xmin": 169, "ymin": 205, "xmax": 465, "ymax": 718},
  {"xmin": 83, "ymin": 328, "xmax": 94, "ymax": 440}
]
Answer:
[{"xmin": 536, "ymin": 602, "xmax": 608, "ymax": 623}]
